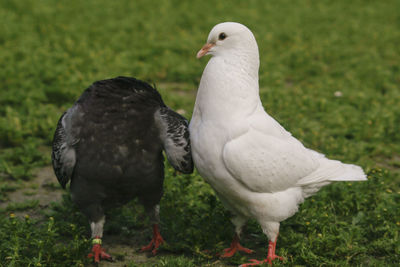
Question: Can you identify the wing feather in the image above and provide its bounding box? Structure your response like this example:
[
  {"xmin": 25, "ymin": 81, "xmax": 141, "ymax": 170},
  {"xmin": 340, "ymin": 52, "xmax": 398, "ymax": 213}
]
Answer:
[
  {"xmin": 222, "ymin": 128, "xmax": 319, "ymax": 193},
  {"xmin": 51, "ymin": 109, "xmax": 79, "ymax": 188},
  {"xmin": 154, "ymin": 107, "xmax": 193, "ymax": 174}
]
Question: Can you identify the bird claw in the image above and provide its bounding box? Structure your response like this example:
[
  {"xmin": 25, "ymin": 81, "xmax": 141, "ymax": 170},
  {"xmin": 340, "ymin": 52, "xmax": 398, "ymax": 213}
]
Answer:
[
  {"xmin": 220, "ymin": 238, "xmax": 254, "ymax": 258},
  {"xmin": 87, "ymin": 244, "xmax": 113, "ymax": 263},
  {"xmin": 141, "ymin": 224, "xmax": 165, "ymax": 255},
  {"xmin": 239, "ymin": 235, "xmax": 284, "ymax": 265},
  {"xmin": 245, "ymin": 255, "xmax": 284, "ymax": 266},
  {"xmin": 220, "ymin": 247, "xmax": 236, "ymax": 258},
  {"xmin": 239, "ymin": 246, "xmax": 254, "ymax": 254},
  {"xmin": 140, "ymin": 236, "xmax": 164, "ymax": 255},
  {"xmin": 239, "ymin": 255, "xmax": 283, "ymax": 266},
  {"xmin": 239, "ymin": 259, "xmax": 268, "ymax": 266},
  {"xmin": 269, "ymin": 254, "xmax": 283, "ymax": 261}
]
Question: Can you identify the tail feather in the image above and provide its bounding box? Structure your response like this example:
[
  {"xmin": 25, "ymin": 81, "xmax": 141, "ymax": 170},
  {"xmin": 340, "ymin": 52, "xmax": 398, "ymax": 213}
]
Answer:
[
  {"xmin": 297, "ymin": 151, "xmax": 367, "ymax": 197},
  {"xmin": 327, "ymin": 162, "xmax": 367, "ymax": 181}
]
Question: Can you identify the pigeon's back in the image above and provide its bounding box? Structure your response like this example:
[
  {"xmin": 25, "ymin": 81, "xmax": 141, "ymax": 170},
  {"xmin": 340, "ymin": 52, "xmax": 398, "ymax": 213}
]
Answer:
[
  {"xmin": 74, "ymin": 76, "xmax": 165, "ymax": 172},
  {"xmin": 77, "ymin": 76, "xmax": 165, "ymax": 118},
  {"xmin": 53, "ymin": 76, "xmax": 192, "ymax": 206},
  {"xmin": 52, "ymin": 77, "xmax": 166, "ymax": 205}
]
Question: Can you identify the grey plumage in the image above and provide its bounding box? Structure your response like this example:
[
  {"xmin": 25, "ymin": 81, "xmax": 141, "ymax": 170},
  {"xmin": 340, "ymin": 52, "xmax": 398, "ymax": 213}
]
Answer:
[
  {"xmin": 51, "ymin": 76, "xmax": 193, "ymax": 258},
  {"xmin": 154, "ymin": 107, "xmax": 192, "ymax": 173}
]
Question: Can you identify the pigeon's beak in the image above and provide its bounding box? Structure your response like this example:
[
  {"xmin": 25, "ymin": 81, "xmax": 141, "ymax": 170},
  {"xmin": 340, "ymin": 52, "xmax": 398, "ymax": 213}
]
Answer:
[{"xmin": 196, "ymin": 43, "xmax": 215, "ymax": 59}]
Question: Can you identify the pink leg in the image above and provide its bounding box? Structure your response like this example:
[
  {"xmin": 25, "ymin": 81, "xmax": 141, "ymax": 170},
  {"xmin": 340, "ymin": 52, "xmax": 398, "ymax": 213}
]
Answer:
[
  {"xmin": 239, "ymin": 233, "xmax": 283, "ymax": 266},
  {"xmin": 87, "ymin": 236, "xmax": 113, "ymax": 263},
  {"xmin": 220, "ymin": 233, "xmax": 254, "ymax": 258},
  {"xmin": 141, "ymin": 224, "xmax": 165, "ymax": 255}
]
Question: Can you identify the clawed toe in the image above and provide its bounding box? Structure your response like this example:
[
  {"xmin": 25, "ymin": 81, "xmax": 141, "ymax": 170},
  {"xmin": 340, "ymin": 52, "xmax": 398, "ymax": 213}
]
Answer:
[
  {"xmin": 141, "ymin": 224, "xmax": 165, "ymax": 255},
  {"xmin": 220, "ymin": 234, "xmax": 254, "ymax": 258},
  {"xmin": 88, "ymin": 243, "xmax": 113, "ymax": 263},
  {"xmin": 239, "ymin": 259, "xmax": 267, "ymax": 267}
]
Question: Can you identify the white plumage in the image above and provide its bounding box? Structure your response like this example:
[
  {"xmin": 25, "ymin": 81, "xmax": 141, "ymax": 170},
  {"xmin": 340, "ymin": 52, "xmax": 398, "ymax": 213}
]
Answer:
[{"xmin": 190, "ymin": 22, "xmax": 367, "ymax": 265}]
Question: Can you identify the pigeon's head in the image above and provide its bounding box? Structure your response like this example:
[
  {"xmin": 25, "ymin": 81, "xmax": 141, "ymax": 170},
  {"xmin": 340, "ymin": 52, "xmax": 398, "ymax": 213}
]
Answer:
[{"xmin": 197, "ymin": 22, "xmax": 259, "ymax": 60}]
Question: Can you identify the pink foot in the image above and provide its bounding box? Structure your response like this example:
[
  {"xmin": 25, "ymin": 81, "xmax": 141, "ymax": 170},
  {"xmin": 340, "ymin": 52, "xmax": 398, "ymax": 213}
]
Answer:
[
  {"xmin": 240, "ymin": 258, "xmax": 268, "ymax": 267},
  {"xmin": 220, "ymin": 234, "xmax": 254, "ymax": 258},
  {"xmin": 239, "ymin": 255, "xmax": 284, "ymax": 266},
  {"xmin": 141, "ymin": 224, "xmax": 165, "ymax": 255},
  {"xmin": 239, "ymin": 234, "xmax": 283, "ymax": 266},
  {"xmin": 87, "ymin": 243, "xmax": 112, "ymax": 263}
]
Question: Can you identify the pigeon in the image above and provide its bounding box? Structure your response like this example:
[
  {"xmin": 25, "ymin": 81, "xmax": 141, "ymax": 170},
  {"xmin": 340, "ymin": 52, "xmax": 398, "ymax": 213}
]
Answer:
[
  {"xmin": 52, "ymin": 76, "xmax": 193, "ymax": 263},
  {"xmin": 190, "ymin": 22, "xmax": 367, "ymax": 266}
]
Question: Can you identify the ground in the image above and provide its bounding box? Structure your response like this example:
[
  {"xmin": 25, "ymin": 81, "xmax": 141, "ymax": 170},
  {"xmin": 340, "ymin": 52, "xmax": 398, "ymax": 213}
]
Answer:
[
  {"xmin": 0, "ymin": 0, "xmax": 399, "ymax": 266},
  {"xmin": 0, "ymin": 165, "xmax": 234, "ymax": 267}
]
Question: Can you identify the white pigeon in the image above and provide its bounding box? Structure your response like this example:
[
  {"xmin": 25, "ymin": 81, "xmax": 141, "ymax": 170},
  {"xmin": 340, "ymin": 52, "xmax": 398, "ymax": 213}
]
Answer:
[{"xmin": 190, "ymin": 22, "xmax": 367, "ymax": 266}]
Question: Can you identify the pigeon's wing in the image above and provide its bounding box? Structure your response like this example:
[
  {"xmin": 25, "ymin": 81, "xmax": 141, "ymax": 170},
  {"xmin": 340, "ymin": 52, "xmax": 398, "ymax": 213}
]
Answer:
[
  {"xmin": 222, "ymin": 128, "xmax": 320, "ymax": 193},
  {"xmin": 154, "ymin": 107, "xmax": 193, "ymax": 174},
  {"xmin": 51, "ymin": 106, "xmax": 81, "ymax": 188}
]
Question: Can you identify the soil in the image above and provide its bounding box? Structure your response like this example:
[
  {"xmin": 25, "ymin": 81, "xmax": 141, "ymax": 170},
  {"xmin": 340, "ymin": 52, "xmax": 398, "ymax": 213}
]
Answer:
[
  {"xmin": 1, "ymin": 166, "xmax": 229, "ymax": 267},
  {"xmin": 0, "ymin": 166, "xmax": 63, "ymax": 219},
  {"xmin": 0, "ymin": 167, "xmax": 156, "ymax": 266}
]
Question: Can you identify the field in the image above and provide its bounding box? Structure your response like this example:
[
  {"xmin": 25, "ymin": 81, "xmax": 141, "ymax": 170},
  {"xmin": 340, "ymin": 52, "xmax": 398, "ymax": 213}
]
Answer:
[{"xmin": 0, "ymin": 0, "xmax": 399, "ymax": 266}]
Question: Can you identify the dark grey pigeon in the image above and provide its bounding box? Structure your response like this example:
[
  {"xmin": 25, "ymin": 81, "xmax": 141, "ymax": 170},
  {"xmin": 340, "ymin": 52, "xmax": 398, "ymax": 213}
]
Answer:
[{"xmin": 51, "ymin": 76, "xmax": 193, "ymax": 263}]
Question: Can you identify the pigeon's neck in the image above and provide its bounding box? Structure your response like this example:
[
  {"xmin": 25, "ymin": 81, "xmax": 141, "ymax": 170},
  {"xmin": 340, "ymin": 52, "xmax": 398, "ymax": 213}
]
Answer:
[
  {"xmin": 194, "ymin": 55, "xmax": 261, "ymax": 122},
  {"xmin": 217, "ymin": 46, "xmax": 260, "ymax": 79}
]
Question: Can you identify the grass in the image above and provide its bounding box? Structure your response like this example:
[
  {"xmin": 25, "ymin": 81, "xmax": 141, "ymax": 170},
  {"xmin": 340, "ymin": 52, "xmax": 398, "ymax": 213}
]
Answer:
[{"xmin": 0, "ymin": 0, "xmax": 399, "ymax": 266}]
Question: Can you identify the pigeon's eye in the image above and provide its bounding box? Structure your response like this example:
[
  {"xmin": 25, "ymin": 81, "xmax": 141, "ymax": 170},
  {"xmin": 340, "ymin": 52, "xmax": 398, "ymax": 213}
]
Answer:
[{"xmin": 218, "ymin": 32, "xmax": 227, "ymax": 40}]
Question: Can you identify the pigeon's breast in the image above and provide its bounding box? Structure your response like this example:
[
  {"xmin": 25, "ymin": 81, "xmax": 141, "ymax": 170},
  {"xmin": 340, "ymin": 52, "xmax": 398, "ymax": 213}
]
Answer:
[
  {"xmin": 190, "ymin": 119, "xmax": 225, "ymax": 178},
  {"xmin": 190, "ymin": 116, "xmax": 248, "ymax": 194}
]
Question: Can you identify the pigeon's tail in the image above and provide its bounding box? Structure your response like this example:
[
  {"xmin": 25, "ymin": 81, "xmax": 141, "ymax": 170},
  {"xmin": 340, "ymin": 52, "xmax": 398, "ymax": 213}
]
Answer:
[
  {"xmin": 297, "ymin": 150, "xmax": 367, "ymax": 198},
  {"xmin": 325, "ymin": 162, "xmax": 367, "ymax": 182}
]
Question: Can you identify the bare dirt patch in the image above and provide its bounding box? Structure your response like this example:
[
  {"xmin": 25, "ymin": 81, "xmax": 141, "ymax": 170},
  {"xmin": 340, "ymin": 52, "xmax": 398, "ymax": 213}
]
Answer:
[
  {"xmin": 1, "ymin": 166, "xmax": 231, "ymax": 266},
  {"xmin": 0, "ymin": 166, "xmax": 63, "ymax": 219}
]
